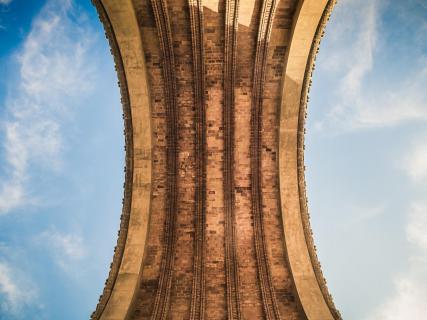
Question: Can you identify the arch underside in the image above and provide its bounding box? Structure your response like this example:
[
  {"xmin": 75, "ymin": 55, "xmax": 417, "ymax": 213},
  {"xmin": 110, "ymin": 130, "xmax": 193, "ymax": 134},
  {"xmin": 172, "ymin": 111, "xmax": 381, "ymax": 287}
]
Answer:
[{"xmin": 92, "ymin": 0, "xmax": 340, "ymax": 319}]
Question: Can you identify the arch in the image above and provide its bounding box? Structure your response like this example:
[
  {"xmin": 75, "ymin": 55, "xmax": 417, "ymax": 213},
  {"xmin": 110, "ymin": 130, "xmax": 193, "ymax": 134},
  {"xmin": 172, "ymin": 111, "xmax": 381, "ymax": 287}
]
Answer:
[
  {"xmin": 91, "ymin": 0, "xmax": 342, "ymax": 318},
  {"xmin": 279, "ymin": 0, "xmax": 339, "ymax": 319},
  {"xmin": 91, "ymin": 0, "xmax": 153, "ymax": 319}
]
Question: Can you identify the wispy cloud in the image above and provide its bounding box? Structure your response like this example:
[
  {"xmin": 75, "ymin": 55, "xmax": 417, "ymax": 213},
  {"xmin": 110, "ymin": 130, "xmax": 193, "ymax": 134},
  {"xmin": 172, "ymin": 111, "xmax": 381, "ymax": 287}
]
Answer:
[
  {"xmin": 340, "ymin": 0, "xmax": 378, "ymax": 96},
  {"xmin": 0, "ymin": 261, "xmax": 37, "ymax": 315},
  {"xmin": 0, "ymin": 262, "xmax": 21, "ymax": 312},
  {"xmin": 0, "ymin": 0, "xmax": 13, "ymax": 6},
  {"xmin": 314, "ymin": 0, "xmax": 427, "ymax": 132},
  {"xmin": 0, "ymin": 0, "xmax": 97, "ymax": 214},
  {"xmin": 366, "ymin": 202, "xmax": 427, "ymax": 319},
  {"xmin": 342, "ymin": 204, "xmax": 386, "ymax": 229},
  {"xmin": 407, "ymin": 203, "xmax": 427, "ymax": 253},
  {"xmin": 329, "ymin": 61, "xmax": 427, "ymax": 130},
  {"xmin": 36, "ymin": 227, "xmax": 87, "ymax": 272},
  {"xmin": 316, "ymin": 0, "xmax": 380, "ymax": 83},
  {"xmin": 404, "ymin": 137, "xmax": 427, "ymax": 182}
]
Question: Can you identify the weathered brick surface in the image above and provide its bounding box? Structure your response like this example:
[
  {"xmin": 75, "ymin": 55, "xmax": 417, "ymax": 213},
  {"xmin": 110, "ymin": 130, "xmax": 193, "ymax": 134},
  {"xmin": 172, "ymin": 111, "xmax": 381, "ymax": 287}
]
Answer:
[
  {"xmin": 204, "ymin": 4, "xmax": 228, "ymax": 320},
  {"xmin": 93, "ymin": 0, "xmax": 342, "ymax": 319},
  {"xmin": 234, "ymin": 1, "xmax": 264, "ymax": 318},
  {"xmin": 168, "ymin": 0, "xmax": 196, "ymax": 318},
  {"xmin": 112, "ymin": 1, "xmax": 299, "ymax": 319}
]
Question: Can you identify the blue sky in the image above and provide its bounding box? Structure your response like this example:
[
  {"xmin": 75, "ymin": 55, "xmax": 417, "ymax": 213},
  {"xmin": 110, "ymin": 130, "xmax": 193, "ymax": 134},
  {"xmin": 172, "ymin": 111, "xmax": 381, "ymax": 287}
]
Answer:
[
  {"xmin": 0, "ymin": 0, "xmax": 123, "ymax": 319},
  {"xmin": 307, "ymin": 0, "xmax": 427, "ymax": 318},
  {"xmin": 0, "ymin": 0, "xmax": 426, "ymax": 319}
]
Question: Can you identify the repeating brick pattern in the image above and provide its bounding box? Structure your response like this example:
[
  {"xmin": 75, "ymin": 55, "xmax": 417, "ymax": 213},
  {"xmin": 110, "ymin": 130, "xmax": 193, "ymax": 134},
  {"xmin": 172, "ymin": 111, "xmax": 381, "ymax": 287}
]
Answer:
[
  {"xmin": 188, "ymin": 2, "xmax": 208, "ymax": 319},
  {"xmin": 91, "ymin": 0, "xmax": 346, "ymax": 319},
  {"xmin": 204, "ymin": 4, "xmax": 228, "ymax": 319},
  {"xmin": 223, "ymin": 0, "xmax": 242, "ymax": 318},
  {"xmin": 233, "ymin": 1, "xmax": 264, "ymax": 318},
  {"xmin": 95, "ymin": 0, "xmax": 307, "ymax": 319},
  {"xmin": 167, "ymin": 1, "xmax": 197, "ymax": 318},
  {"xmin": 250, "ymin": 0, "xmax": 284, "ymax": 319}
]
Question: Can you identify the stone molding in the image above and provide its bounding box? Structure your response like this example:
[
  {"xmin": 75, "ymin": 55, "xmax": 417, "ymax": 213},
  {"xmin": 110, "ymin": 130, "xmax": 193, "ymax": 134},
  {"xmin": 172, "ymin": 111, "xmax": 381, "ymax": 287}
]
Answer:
[
  {"xmin": 91, "ymin": 1, "xmax": 134, "ymax": 318},
  {"xmin": 91, "ymin": 1, "xmax": 153, "ymax": 319},
  {"xmin": 297, "ymin": 1, "xmax": 341, "ymax": 318},
  {"xmin": 278, "ymin": 0, "xmax": 340, "ymax": 319}
]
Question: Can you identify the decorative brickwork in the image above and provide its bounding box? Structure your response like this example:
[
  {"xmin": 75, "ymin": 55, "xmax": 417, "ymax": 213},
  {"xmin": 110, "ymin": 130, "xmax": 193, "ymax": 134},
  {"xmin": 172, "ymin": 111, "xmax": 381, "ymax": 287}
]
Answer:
[
  {"xmin": 250, "ymin": 1, "xmax": 281, "ymax": 318},
  {"xmin": 92, "ymin": 1, "xmax": 341, "ymax": 319},
  {"xmin": 149, "ymin": 1, "xmax": 180, "ymax": 319},
  {"xmin": 223, "ymin": 0, "xmax": 241, "ymax": 318},
  {"xmin": 188, "ymin": 2, "xmax": 207, "ymax": 319}
]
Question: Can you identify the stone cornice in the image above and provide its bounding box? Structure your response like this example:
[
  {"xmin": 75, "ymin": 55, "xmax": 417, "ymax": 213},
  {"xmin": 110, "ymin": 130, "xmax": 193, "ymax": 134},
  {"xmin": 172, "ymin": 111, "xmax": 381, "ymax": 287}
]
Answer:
[
  {"xmin": 278, "ymin": 0, "xmax": 341, "ymax": 318},
  {"xmin": 90, "ymin": 1, "xmax": 153, "ymax": 319},
  {"xmin": 297, "ymin": 0, "xmax": 341, "ymax": 319},
  {"xmin": 91, "ymin": 1, "xmax": 134, "ymax": 318}
]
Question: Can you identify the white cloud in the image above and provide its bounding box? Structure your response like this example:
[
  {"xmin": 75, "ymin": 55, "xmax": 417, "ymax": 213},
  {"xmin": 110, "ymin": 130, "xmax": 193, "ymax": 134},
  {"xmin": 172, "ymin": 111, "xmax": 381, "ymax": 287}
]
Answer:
[
  {"xmin": 340, "ymin": 0, "xmax": 378, "ymax": 96},
  {"xmin": 0, "ymin": 263, "xmax": 21, "ymax": 311},
  {"xmin": 366, "ymin": 202, "xmax": 427, "ymax": 320},
  {"xmin": 342, "ymin": 204, "xmax": 386, "ymax": 228},
  {"xmin": 406, "ymin": 203, "xmax": 427, "ymax": 253},
  {"xmin": 36, "ymin": 227, "xmax": 87, "ymax": 272},
  {"xmin": 368, "ymin": 277, "xmax": 427, "ymax": 320},
  {"xmin": 317, "ymin": 0, "xmax": 379, "ymax": 79},
  {"xmin": 331, "ymin": 61, "xmax": 427, "ymax": 130},
  {"xmin": 404, "ymin": 139, "xmax": 427, "ymax": 182},
  {"xmin": 0, "ymin": 0, "xmax": 97, "ymax": 214},
  {"xmin": 0, "ymin": 261, "xmax": 37, "ymax": 314},
  {"xmin": 314, "ymin": 0, "xmax": 427, "ymax": 131},
  {"xmin": 45, "ymin": 230, "xmax": 86, "ymax": 260},
  {"xmin": 0, "ymin": 0, "xmax": 13, "ymax": 5}
]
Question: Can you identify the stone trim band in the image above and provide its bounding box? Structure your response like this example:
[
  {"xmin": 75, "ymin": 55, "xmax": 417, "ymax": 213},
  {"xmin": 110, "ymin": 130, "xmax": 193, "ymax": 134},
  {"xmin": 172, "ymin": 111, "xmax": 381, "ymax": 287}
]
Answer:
[
  {"xmin": 250, "ymin": 1, "xmax": 281, "ymax": 319},
  {"xmin": 223, "ymin": 1, "xmax": 242, "ymax": 319},
  {"xmin": 90, "ymin": 1, "xmax": 134, "ymax": 316},
  {"xmin": 150, "ymin": 1, "xmax": 179, "ymax": 319},
  {"xmin": 188, "ymin": 1, "xmax": 208, "ymax": 319}
]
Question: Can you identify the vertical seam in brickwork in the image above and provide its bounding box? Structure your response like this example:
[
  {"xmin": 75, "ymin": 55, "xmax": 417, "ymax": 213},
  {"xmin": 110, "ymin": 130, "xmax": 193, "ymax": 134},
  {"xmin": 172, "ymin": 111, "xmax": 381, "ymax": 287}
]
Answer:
[
  {"xmin": 150, "ymin": 1, "xmax": 179, "ymax": 319},
  {"xmin": 251, "ymin": 1, "xmax": 281, "ymax": 319},
  {"xmin": 188, "ymin": 0, "xmax": 207, "ymax": 319},
  {"xmin": 223, "ymin": 1, "xmax": 241, "ymax": 319}
]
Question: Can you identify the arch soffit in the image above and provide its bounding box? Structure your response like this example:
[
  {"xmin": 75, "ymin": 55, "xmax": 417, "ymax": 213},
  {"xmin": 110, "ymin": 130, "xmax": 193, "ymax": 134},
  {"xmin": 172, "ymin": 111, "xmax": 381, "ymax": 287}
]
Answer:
[{"xmin": 92, "ymin": 0, "xmax": 341, "ymax": 319}]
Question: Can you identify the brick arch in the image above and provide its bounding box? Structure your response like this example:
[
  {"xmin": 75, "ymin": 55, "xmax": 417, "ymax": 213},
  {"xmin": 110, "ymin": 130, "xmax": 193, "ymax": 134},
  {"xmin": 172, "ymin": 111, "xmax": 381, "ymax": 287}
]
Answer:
[{"xmin": 92, "ymin": 0, "xmax": 340, "ymax": 319}]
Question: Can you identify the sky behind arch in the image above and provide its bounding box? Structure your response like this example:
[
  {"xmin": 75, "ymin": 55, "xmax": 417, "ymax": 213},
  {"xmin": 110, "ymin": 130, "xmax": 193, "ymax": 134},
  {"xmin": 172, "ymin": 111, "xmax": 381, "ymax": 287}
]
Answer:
[
  {"xmin": 307, "ymin": 0, "xmax": 427, "ymax": 318},
  {"xmin": 0, "ymin": 0, "xmax": 123, "ymax": 318}
]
